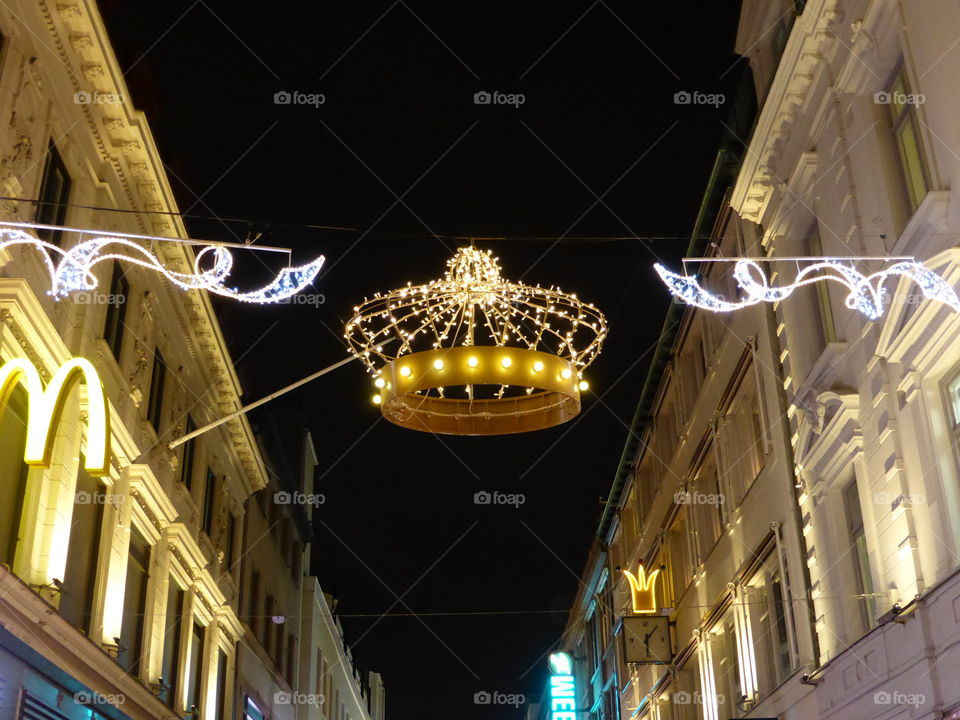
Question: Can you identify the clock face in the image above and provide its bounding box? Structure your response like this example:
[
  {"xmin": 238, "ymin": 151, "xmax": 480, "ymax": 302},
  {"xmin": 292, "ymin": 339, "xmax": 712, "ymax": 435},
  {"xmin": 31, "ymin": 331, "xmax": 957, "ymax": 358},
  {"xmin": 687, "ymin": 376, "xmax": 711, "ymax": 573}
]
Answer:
[{"xmin": 622, "ymin": 615, "xmax": 671, "ymax": 664}]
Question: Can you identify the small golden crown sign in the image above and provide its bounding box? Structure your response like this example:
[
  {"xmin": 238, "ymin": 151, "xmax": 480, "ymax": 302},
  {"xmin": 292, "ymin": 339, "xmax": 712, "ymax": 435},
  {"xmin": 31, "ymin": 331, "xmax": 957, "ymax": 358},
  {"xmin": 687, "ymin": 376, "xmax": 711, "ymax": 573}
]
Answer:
[{"xmin": 623, "ymin": 565, "xmax": 660, "ymax": 614}]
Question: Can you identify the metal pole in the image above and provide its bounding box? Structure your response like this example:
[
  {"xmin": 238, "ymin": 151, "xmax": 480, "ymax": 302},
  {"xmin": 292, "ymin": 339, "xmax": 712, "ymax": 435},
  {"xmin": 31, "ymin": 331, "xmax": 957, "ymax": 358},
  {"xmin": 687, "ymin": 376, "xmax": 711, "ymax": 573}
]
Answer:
[{"xmin": 167, "ymin": 355, "xmax": 359, "ymax": 449}]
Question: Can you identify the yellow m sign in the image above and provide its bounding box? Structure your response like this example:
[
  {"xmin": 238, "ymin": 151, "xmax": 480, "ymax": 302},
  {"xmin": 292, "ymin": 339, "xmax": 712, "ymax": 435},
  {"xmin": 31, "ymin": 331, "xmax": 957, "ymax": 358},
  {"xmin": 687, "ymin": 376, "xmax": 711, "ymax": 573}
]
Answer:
[{"xmin": 0, "ymin": 357, "xmax": 110, "ymax": 475}]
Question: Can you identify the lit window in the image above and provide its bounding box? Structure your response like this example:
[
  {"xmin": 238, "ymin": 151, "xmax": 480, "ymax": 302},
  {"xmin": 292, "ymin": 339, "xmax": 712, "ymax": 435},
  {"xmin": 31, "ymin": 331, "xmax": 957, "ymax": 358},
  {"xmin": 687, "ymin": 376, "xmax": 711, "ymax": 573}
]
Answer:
[{"xmin": 885, "ymin": 65, "xmax": 930, "ymax": 212}]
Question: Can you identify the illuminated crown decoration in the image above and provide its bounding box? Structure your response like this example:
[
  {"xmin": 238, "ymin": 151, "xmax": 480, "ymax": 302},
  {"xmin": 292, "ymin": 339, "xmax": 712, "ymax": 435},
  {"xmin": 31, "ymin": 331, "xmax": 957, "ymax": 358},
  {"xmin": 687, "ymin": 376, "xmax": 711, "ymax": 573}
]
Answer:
[
  {"xmin": 623, "ymin": 565, "xmax": 659, "ymax": 614},
  {"xmin": 344, "ymin": 246, "xmax": 607, "ymax": 435},
  {"xmin": 0, "ymin": 224, "xmax": 324, "ymax": 304},
  {"xmin": 655, "ymin": 258, "xmax": 960, "ymax": 321}
]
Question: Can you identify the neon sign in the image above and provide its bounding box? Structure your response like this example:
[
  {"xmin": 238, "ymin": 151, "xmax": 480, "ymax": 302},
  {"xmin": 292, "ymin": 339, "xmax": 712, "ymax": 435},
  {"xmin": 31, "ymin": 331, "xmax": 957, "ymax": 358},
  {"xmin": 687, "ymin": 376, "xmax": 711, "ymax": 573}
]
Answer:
[
  {"xmin": 0, "ymin": 357, "xmax": 110, "ymax": 474},
  {"xmin": 548, "ymin": 652, "xmax": 576, "ymax": 720},
  {"xmin": 623, "ymin": 565, "xmax": 660, "ymax": 614}
]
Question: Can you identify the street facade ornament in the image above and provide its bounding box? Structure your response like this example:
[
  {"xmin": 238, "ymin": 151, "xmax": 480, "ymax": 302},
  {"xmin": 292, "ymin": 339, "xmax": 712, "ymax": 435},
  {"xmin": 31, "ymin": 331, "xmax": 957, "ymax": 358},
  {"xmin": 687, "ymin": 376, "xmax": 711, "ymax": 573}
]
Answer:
[
  {"xmin": 345, "ymin": 246, "xmax": 607, "ymax": 434},
  {"xmin": 655, "ymin": 257, "xmax": 960, "ymax": 320}
]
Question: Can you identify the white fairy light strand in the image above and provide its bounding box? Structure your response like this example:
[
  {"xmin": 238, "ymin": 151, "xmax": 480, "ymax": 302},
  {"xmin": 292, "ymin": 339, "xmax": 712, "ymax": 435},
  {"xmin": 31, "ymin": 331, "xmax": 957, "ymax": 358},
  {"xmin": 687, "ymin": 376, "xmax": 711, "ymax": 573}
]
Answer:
[
  {"xmin": 654, "ymin": 258, "xmax": 960, "ymax": 321},
  {"xmin": 0, "ymin": 225, "xmax": 324, "ymax": 303}
]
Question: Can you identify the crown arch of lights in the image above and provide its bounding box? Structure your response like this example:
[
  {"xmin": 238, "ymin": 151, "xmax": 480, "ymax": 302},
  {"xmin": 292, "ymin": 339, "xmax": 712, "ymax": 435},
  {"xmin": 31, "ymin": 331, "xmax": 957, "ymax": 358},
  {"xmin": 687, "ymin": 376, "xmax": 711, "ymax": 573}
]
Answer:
[
  {"xmin": 655, "ymin": 257, "xmax": 960, "ymax": 320},
  {"xmin": 344, "ymin": 246, "xmax": 607, "ymax": 435},
  {"xmin": 0, "ymin": 223, "xmax": 324, "ymax": 303}
]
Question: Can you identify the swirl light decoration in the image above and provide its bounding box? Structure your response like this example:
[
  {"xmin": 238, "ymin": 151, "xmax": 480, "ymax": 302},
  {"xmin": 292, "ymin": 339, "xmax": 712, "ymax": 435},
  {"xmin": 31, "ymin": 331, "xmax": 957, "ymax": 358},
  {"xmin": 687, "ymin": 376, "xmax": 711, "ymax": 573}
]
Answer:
[
  {"xmin": 344, "ymin": 246, "xmax": 607, "ymax": 435},
  {"xmin": 0, "ymin": 224, "xmax": 324, "ymax": 303},
  {"xmin": 655, "ymin": 258, "xmax": 960, "ymax": 321}
]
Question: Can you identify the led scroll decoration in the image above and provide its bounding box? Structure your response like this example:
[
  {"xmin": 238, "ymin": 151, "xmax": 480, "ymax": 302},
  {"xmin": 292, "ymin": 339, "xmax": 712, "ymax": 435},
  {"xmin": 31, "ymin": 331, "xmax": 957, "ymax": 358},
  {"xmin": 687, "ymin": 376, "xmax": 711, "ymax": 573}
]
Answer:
[
  {"xmin": 344, "ymin": 246, "xmax": 607, "ymax": 435},
  {"xmin": 0, "ymin": 225, "xmax": 324, "ymax": 303},
  {"xmin": 655, "ymin": 258, "xmax": 960, "ymax": 321}
]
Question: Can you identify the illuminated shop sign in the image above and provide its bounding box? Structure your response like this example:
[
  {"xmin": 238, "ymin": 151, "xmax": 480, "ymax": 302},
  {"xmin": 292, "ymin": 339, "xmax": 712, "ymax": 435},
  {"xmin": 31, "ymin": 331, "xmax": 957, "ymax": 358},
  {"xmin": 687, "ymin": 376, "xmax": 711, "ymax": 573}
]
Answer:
[{"xmin": 548, "ymin": 652, "xmax": 576, "ymax": 720}]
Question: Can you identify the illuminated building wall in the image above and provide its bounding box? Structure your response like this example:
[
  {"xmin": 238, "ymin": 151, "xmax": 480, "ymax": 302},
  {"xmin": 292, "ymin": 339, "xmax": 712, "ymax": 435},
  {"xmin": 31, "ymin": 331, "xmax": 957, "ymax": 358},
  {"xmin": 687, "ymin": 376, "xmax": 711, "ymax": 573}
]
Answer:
[
  {"xmin": 557, "ymin": 2, "xmax": 960, "ymax": 720},
  {"xmin": 0, "ymin": 2, "xmax": 382, "ymax": 720}
]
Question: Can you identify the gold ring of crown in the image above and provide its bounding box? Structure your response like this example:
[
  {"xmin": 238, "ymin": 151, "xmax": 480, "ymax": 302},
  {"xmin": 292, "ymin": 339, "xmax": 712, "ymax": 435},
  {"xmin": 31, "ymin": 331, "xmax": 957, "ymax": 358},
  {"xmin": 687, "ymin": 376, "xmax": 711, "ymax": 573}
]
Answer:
[{"xmin": 375, "ymin": 346, "xmax": 581, "ymax": 435}]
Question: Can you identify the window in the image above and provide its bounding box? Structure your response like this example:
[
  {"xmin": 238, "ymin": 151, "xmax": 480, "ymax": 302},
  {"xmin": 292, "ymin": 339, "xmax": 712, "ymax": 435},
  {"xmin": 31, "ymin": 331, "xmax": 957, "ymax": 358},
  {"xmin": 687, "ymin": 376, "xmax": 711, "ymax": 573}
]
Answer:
[
  {"xmin": 745, "ymin": 550, "xmax": 794, "ymax": 695},
  {"xmin": 179, "ymin": 416, "xmax": 197, "ymax": 489},
  {"xmin": 215, "ymin": 650, "xmax": 228, "ymax": 720},
  {"xmin": 59, "ymin": 463, "xmax": 104, "ymax": 631},
  {"xmin": 161, "ymin": 583, "xmax": 184, "ymax": 707},
  {"xmin": 947, "ymin": 372, "xmax": 960, "ymax": 429},
  {"xmin": 225, "ymin": 512, "xmax": 236, "ymax": 571},
  {"xmin": 886, "ymin": 65, "xmax": 930, "ymax": 212},
  {"xmin": 722, "ymin": 365, "xmax": 767, "ymax": 506},
  {"xmin": 0, "ymin": 381, "xmax": 29, "ymax": 565},
  {"xmin": 317, "ymin": 650, "xmax": 326, "ymax": 699},
  {"xmin": 147, "ymin": 348, "xmax": 166, "ymax": 430},
  {"xmin": 804, "ymin": 225, "xmax": 836, "ymax": 347},
  {"xmin": 286, "ymin": 632, "xmax": 296, "ymax": 685},
  {"xmin": 187, "ymin": 621, "xmax": 205, "ymax": 714},
  {"xmin": 35, "ymin": 140, "xmax": 70, "ymax": 246},
  {"xmin": 243, "ymin": 695, "xmax": 265, "ymax": 720},
  {"xmin": 274, "ymin": 616, "xmax": 285, "ymax": 671},
  {"xmin": 692, "ymin": 448, "xmax": 723, "ymax": 562},
  {"xmin": 710, "ymin": 606, "xmax": 743, "ymax": 717},
  {"xmin": 202, "ymin": 468, "xmax": 217, "ymax": 536},
  {"xmin": 119, "ymin": 527, "xmax": 150, "ymax": 675},
  {"xmin": 263, "ymin": 594, "xmax": 274, "ymax": 650},
  {"xmin": 844, "ymin": 480, "xmax": 876, "ymax": 635},
  {"xmin": 667, "ymin": 508, "xmax": 693, "ymax": 603},
  {"xmin": 247, "ymin": 569, "xmax": 261, "ymax": 637},
  {"xmin": 102, "ymin": 263, "xmax": 129, "ymax": 360}
]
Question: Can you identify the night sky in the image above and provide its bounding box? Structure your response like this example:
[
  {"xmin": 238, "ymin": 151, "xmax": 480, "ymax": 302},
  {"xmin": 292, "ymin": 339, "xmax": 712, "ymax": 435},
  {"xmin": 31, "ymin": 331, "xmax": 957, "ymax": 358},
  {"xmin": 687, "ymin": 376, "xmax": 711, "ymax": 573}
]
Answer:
[{"xmin": 100, "ymin": 2, "xmax": 744, "ymax": 717}]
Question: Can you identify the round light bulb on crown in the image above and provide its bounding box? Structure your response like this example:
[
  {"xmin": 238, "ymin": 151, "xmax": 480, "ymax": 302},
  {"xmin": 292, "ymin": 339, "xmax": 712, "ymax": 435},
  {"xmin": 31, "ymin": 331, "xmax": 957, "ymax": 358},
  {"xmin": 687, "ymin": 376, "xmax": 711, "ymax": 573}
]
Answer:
[
  {"xmin": 533, "ymin": 360, "xmax": 544, "ymax": 372},
  {"xmin": 467, "ymin": 356, "xmax": 479, "ymax": 367},
  {"xmin": 501, "ymin": 357, "xmax": 512, "ymax": 368}
]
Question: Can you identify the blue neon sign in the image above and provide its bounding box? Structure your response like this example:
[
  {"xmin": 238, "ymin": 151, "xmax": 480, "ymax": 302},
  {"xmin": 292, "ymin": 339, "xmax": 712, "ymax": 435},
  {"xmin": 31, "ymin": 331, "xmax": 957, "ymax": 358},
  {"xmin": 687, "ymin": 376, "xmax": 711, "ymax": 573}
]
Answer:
[{"xmin": 548, "ymin": 652, "xmax": 576, "ymax": 720}]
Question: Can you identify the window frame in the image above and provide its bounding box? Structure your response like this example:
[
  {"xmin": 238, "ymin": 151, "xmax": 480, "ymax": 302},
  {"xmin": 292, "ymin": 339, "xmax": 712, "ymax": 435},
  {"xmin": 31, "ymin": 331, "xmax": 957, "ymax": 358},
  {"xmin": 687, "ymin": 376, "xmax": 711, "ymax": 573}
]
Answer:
[
  {"xmin": 35, "ymin": 140, "xmax": 71, "ymax": 246},
  {"xmin": 147, "ymin": 348, "xmax": 167, "ymax": 430}
]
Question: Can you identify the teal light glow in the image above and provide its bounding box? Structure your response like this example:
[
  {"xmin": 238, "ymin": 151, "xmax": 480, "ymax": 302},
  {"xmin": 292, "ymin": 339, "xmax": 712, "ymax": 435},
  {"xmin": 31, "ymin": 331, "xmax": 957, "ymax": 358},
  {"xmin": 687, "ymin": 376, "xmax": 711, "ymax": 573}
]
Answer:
[{"xmin": 548, "ymin": 651, "xmax": 576, "ymax": 720}]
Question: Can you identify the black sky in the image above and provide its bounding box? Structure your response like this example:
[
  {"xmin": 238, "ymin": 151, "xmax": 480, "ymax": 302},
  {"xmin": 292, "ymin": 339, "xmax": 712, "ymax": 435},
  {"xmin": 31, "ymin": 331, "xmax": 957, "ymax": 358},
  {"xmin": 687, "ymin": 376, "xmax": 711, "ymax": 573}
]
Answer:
[{"xmin": 99, "ymin": 2, "xmax": 745, "ymax": 717}]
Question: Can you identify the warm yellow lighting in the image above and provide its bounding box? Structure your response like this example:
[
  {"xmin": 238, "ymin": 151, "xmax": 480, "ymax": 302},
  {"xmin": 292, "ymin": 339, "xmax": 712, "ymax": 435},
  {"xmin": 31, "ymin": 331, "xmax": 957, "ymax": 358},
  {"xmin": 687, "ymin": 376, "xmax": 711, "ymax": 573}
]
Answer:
[
  {"xmin": 400, "ymin": 366, "xmax": 411, "ymax": 377},
  {"xmin": 372, "ymin": 394, "xmax": 382, "ymax": 405},
  {"xmin": 501, "ymin": 357, "xmax": 512, "ymax": 368},
  {"xmin": 374, "ymin": 377, "xmax": 386, "ymax": 388},
  {"xmin": 533, "ymin": 360, "xmax": 544, "ymax": 372},
  {"xmin": 578, "ymin": 380, "xmax": 589, "ymax": 391},
  {"xmin": 0, "ymin": 357, "xmax": 110, "ymax": 475},
  {"xmin": 561, "ymin": 368, "xmax": 572, "ymax": 379},
  {"xmin": 623, "ymin": 565, "xmax": 660, "ymax": 614},
  {"xmin": 467, "ymin": 356, "xmax": 479, "ymax": 367},
  {"xmin": 433, "ymin": 359, "xmax": 445, "ymax": 370}
]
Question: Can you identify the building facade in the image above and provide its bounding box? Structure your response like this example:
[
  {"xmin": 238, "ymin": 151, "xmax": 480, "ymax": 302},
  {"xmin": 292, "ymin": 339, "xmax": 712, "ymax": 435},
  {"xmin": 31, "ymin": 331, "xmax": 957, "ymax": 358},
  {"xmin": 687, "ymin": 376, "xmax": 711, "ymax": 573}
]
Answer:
[
  {"xmin": 0, "ymin": 2, "xmax": 383, "ymax": 720},
  {"xmin": 555, "ymin": 1, "xmax": 960, "ymax": 719}
]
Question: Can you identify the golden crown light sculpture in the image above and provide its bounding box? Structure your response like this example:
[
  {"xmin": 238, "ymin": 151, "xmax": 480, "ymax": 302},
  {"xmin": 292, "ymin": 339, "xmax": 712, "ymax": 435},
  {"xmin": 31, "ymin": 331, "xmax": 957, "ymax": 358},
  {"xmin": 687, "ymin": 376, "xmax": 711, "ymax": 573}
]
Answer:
[
  {"xmin": 344, "ymin": 246, "xmax": 607, "ymax": 435},
  {"xmin": 623, "ymin": 565, "xmax": 660, "ymax": 614}
]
